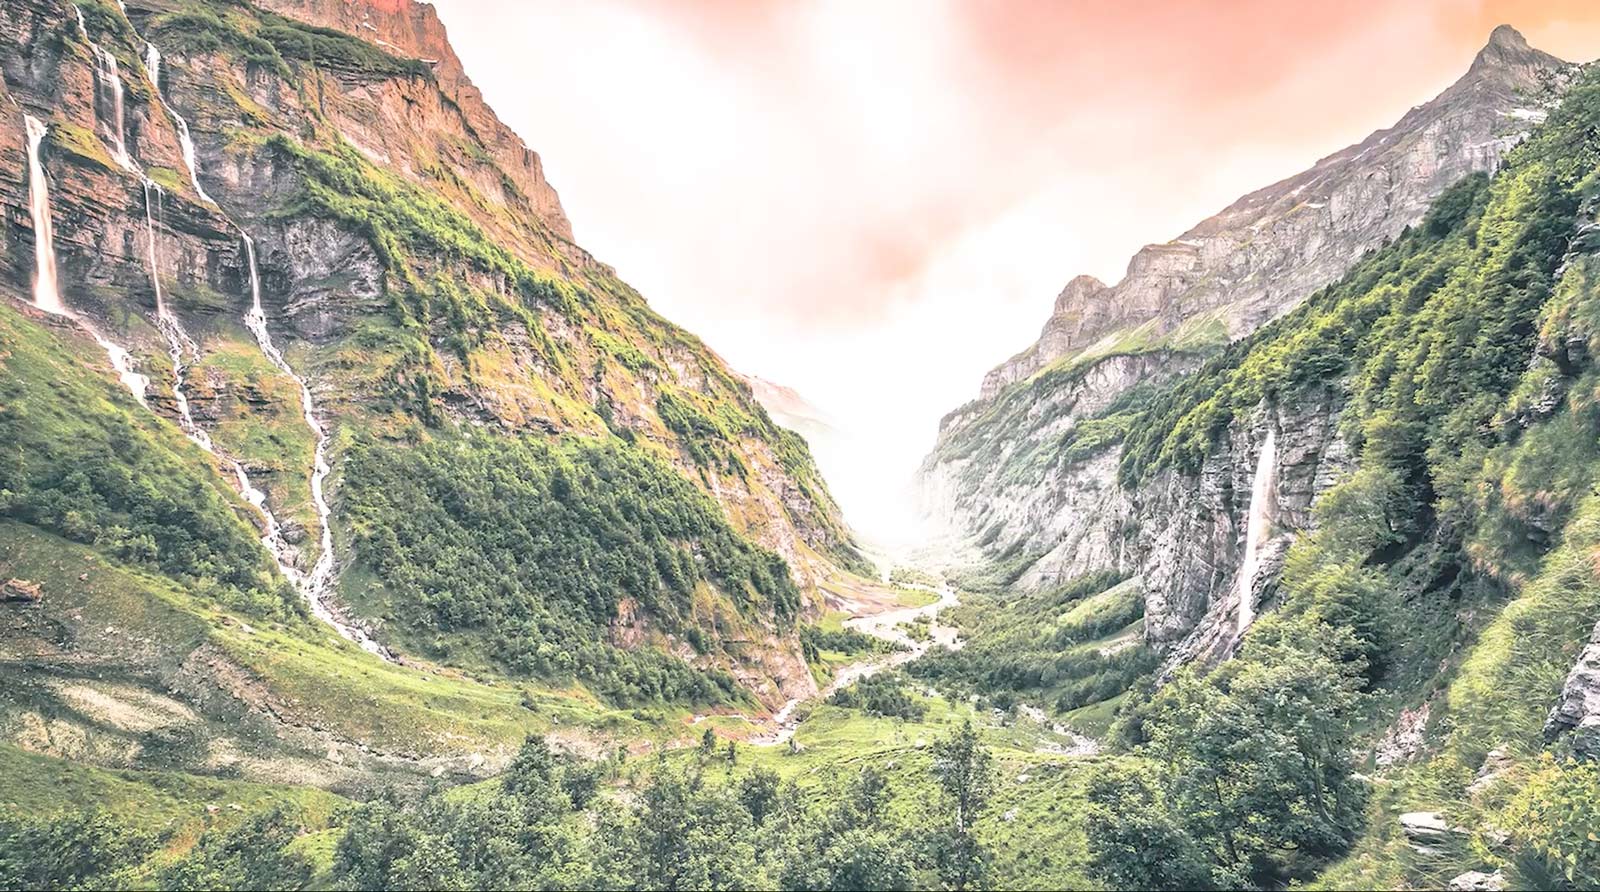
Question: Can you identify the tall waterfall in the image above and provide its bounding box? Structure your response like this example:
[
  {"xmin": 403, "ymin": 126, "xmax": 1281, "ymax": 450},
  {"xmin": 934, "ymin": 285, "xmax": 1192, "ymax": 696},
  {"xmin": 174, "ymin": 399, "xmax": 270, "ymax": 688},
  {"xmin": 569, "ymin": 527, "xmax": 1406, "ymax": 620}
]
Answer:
[
  {"xmin": 138, "ymin": 186, "xmax": 302, "ymax": 589},
  {"xmin": 25, "ymin": 116, "xmax": 63, "ymax": 316},
  {"xmin": 1237, "ymin": 428, "xmax": 1277, "ymax": 636},
  {"xmin": 23, "ymin": 115, "xmax": 149, "ymax": 404},
  {"xmin": 143, "ymin": 181, "xmax": 210, "ymax": 450},
  {"xmin": 129, "ymin": 18, "xmax": 387, "ymax": 656}
]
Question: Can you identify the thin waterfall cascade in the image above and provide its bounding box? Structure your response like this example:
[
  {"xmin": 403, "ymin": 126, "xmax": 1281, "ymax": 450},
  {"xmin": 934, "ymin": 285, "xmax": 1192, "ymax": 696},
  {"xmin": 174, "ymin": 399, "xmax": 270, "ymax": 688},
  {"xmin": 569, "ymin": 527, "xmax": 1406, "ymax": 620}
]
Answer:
[
  {"xmin": 78, "ymin": 9, "xmax": 136, "ymax": 173},
  {"xmin": 1236, "ymin": 428, "xmax": 1278, "ymax": 636},
  {"xmin": 241, "ymin": 237, "xmax": 387, "ymax": 657},
  {"xmin": 144, "ymin": 181, "xmax": 208, "ymax": 450},
  {"xmin": 141, "ymin": 42, "xmax": 214, "ymax": 206},
  {"xmin": 23, "ymin": 114, "xmax": 150, "ymax": 404},
  {"xmin": 132, "ymin": 12, "xmax": 382, "ymax": 654},
  {"xmin": 136, "ymin": 185, "xmax": 367, "ymax": 655},
  {"xmin": 55, "ymin": 9, "xmax": 388, "ymax": 658}
]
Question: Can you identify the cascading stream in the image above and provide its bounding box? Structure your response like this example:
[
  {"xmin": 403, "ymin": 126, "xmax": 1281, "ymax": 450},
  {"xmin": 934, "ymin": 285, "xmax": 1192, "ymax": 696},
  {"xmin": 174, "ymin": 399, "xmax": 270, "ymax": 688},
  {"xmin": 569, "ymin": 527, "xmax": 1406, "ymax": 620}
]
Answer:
[
  {"xmin": 123, "ymin": 15, "xmax": 390, "ymax": 657},
  {"xmin": 1236, "ymin": 428, "xmax": 1278, "ymax": 636},
  {"xmin": 23, "ymin": 114, "xmax": 149, "ymax": 404},
  {"xmin": 139, "ymin": 187, "xmax": 292, "ymax": 584},
  {"xmin": 140, "ymin": 42, "xmax": 214, "ymax": 206},
  {"xmin": 241, "ymin": 238, "xmax": 388, "ymax": 657},
  {"xmin": 142, "ymin": 181, "xmax": 211, "ymax": 451}
]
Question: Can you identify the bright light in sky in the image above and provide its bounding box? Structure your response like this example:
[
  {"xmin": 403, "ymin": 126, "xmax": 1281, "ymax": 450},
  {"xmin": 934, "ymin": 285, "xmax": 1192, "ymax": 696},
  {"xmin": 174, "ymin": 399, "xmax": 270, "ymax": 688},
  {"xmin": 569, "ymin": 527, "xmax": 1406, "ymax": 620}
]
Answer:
[{"xmin": 429, "ymin": 0, "xmax": 1600, "ymax": 544}]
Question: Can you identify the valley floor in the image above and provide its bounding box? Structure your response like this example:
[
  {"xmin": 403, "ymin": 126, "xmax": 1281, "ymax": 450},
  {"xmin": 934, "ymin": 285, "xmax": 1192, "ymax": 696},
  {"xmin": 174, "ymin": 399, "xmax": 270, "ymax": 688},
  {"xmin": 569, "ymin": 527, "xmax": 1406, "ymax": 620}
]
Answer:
[{"xmin": 1, "ymin": 537, "xmax": 1119, "ymax": 889}]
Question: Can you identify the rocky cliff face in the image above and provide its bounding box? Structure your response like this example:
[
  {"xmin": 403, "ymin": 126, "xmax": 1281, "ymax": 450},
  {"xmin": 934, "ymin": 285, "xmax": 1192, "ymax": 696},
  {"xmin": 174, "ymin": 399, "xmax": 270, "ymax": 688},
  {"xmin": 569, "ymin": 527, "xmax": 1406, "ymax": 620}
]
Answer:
[
  {"xmin": 1548, "ymin": 619, "xmax": 1600, "ymax": 758},
  {"xmin": 978, "ymin": 26, "xmax": 1571, "ymax": 401},
  {"xmin": 254, "ymin": 0, "xmax": 573, "ymax": 243},
  {"xmin": 0, "ymin": 0, "xmax": 859, "ymax": 712},
  {"xmin": 1137, "ymin": 390, "xmax": 1350, "ymax": 667},
  {"xmin": 920, "ymin": 27, "xmax": 1575, "ymax": 664}
]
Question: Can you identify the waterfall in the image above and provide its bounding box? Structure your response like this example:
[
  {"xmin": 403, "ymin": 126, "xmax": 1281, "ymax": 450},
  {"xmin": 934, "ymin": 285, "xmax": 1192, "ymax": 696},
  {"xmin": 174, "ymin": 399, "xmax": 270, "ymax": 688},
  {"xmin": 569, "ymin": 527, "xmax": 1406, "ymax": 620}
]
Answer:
[
  {"xmin": 243, "ymin": 237, "xmax": 388, "ymax": 658},
  {"xmin": 25, "ymin": 116, "xmax": 63, "ymax": 316},
  {"xmin": 143, "ymin": 181, "xmax": 211, "ymax": 452},
  {"xmin": 141, "ymin": 42, "xmax": 214, "ymax": 206},
  {"xmin": 1237, "ymin": 428, "xmax": 1277, "ymax": 636},
  {"xmin": 126, "ymin": 16, "xmax": 386, "ymax": 657},
  {"xmin": 137, "ymin": 187, "xmax": 304, "ymax": 592},
  {"xmin": 78, "ymin": 8, "xmax": 136, "ymax": 173},
  {"xmin": 23, "ymin": 115, "xmax": 149, "ymax": 404}
]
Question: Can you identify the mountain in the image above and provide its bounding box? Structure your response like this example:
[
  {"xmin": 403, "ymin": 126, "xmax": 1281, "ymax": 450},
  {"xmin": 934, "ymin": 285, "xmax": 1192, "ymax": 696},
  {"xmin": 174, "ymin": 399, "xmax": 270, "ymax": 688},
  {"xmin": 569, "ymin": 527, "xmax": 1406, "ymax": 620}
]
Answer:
[
  {"xmin": 0, "ymin": 0, "xmax": 869, "ymax": 796},
  {"xmin": 741, "ymin": 373, "xmax": 838, "ymax": 445},
  {"xmin": 911, "ymin": 45, "xmax": 1600, "ymax": 890},
  {"xmin": 918, "ymin": 27, "xmax": 1576, "ymax": 620},
  {"xmin": 8, "ymin": 4, "xmax": 1600, "ymax": 889},
  {"xmin": 976, "ymin": 25, "xmax": 1569, "ymax": 403}
]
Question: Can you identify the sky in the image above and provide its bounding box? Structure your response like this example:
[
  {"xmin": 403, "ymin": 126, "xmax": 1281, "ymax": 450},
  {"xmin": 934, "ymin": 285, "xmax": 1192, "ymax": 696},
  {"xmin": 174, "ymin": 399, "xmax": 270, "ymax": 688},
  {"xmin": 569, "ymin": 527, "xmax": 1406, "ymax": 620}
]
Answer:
[{"xmin": 429, "ymin": 0, "xmax": 1600, "ymax": 544}]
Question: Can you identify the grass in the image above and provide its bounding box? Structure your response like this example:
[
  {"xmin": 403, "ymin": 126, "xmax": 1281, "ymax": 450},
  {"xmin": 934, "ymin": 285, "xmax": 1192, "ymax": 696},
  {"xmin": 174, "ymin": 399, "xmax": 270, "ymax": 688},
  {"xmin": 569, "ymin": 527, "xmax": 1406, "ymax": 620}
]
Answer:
[
  {"xmin": 892, "ymin": 586, "xmax": 941, "ymax": 608},
  {"xmin": 0, "ymin": 514, "xmax": 673, "ymax": 776},
  {"xmin": 0, "ymin": 744, "xmax": 345, "ymax": 846},
  {"xmin": 1061, "ymin": 691, "xmax": 1125, "ymax": 738}
]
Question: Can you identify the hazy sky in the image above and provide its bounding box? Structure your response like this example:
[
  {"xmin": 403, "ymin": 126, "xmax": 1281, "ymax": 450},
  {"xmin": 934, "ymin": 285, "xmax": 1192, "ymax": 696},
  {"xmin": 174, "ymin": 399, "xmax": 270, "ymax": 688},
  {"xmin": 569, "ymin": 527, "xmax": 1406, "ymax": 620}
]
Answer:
[{"xmin": 429, "ymin": 0, "xmax": 1600, "ymax": 542}]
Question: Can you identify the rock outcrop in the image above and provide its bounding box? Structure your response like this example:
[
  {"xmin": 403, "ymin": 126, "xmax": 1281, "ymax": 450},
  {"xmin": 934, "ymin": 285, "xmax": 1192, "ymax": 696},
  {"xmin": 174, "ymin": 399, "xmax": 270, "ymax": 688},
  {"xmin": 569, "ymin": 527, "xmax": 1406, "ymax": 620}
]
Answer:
[
  {"xmin": 1546, "ymin": 618, "xmax": 1600, "ymax": 758},
  {"xmin": 253, "ymin": 0, "xmax": 573, "ymax": 242}
]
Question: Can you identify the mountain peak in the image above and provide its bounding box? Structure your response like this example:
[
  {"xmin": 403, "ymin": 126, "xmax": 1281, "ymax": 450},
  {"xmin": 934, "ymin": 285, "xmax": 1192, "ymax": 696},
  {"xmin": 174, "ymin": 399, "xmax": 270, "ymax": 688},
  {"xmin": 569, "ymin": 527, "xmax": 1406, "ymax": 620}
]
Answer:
[
  {"xmin": 1487, "ymin": 23, "xmax": 1528, "ymax": 50},
  {"xmin": 1469, "ymin": 24, "xmax": 1562, "ymax": 76}
]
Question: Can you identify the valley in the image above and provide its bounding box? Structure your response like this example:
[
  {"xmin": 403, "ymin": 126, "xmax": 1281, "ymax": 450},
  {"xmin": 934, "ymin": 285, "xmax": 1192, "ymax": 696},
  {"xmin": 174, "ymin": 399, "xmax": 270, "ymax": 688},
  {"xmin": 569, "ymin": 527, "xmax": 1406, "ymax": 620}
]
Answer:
[{"xmin": 2, "ymin": 0, "xmax": 1600, "ymax": 890}]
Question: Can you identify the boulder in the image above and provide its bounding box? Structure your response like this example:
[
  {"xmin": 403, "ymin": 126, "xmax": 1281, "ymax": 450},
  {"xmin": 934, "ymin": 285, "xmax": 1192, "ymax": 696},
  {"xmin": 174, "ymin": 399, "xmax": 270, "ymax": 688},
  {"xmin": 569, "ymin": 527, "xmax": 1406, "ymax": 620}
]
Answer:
[
  {"xmin": 1448, "ymin": 869, "xmax": 1506, "ymax": 891},
  {"xmin": 1, "ymin": 578, "xmax": 42, "ymax": 604}
]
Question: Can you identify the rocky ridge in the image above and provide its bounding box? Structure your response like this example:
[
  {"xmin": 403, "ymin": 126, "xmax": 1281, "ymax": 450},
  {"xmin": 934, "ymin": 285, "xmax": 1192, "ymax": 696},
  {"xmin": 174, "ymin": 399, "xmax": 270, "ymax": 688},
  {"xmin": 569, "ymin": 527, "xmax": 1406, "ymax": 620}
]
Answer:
[{"xmin": 977, "ymin": 25, "xmax": 1570, "ymax": 401}]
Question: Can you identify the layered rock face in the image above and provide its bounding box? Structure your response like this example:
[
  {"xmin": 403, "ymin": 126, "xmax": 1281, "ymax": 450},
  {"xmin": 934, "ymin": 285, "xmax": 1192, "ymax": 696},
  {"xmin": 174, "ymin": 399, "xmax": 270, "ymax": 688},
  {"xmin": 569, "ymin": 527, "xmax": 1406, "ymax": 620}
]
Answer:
[
  {"xmin": 920, "ymin": 27, "xmax": 1574, "ymax": 662},
  {"xmin": 1547, "ymin": 620, "xmax": 1600, "ymax": 757},
  {"xmin": 1136, "ymin": 390, "xmax": 1349, "ymax": 665},
  {"xmin": 254, "ymin": 0, "xmax": 573, "ymax": 243},
  {"xmin": 978, "ymin": 25, "xmax": 1570, "ymax": 401}
]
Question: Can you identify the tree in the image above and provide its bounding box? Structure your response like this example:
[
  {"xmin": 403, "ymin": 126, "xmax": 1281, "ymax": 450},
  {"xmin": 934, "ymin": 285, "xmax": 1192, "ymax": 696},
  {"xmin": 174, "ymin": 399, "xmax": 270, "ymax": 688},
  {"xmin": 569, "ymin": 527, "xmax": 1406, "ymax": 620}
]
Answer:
[
  {"xmin": 0, "ymin": 812, "xmax": 154, "ymax": 891},
  {"xmin": 1143, "ymin": 620, "xmax": 1369, "ymax": 888},
  {"xmin": 158, "ymin": 807, "xmax": 313, "ymax": 891},
  {"xmin": 930, "ymin": 720, "xmax": 994, "ymax": 890},
  {"xmin": 815, "ymin": 827, "xmax": 916, "ymax": 891},
  {"xmin": 624, "ymin": 765, "xmax": 763, "ymax": 890},
  {"xmin": 700, "ymin": 727, "xmax": 718, "ymax": 757},
  {"xmin": 330, "ymin": 796, "xmax": 427, "ymax": 890},
  {"xmin": 844, "ymin": 766, "xmax": 890, "ymax": 827},
  {"xmin": 502, "ymin": 735, "xmax": 571, "ymax": 820},
  {"xmin": 738, "ymin": 768, "xmax": 781, "ymax": 828},
  {"xmin": 1084, "ymin": 762, "xmax": 1215, "ymax": 891},
  {"xmin": 931, "ymin": 720, "xmax": 993, "ymax": 835}
]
